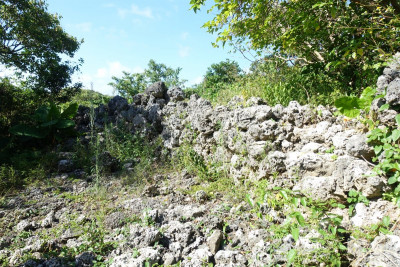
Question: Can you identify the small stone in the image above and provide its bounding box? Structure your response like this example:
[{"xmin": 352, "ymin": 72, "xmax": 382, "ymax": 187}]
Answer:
[
  {"xmin": 16, "ymin": 220, "xmax": 34, "ymax": 232},
  {"xmin": 195, "ymin": 190, "xmax": 207, "ymax": 203},
  {"xmin": 75, "ymin": 251, "xmax": 96, "ymax": 267},
  {"xmin": 208, "ymin": 229, "xmax": 223, "ymax": 254},
  {"xmin": 143, "ymin": 184, "xmax": 160, "ymax": 197},
  {"xmin": 41, "ymin": 210, "xmax": 55, "ymax": 228},
  {"xmin": 58, "ymin": 159, "xmax": 74, "ymax": 173},
  {"xmin": 104, "ymin": 212, "xmax": 127, "ymax": 229}
]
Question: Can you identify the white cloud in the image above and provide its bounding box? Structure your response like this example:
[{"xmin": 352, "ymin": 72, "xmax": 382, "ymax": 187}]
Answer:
[
  {"xmin": 179, "ymin": 45, "xmax": 190, "ymax": 58},
  {"xmin": 0, "ymin": 65, "xmax": 17, "ymax": 78},
  {"xmin": 96, "ymin": 68, "xmax": 108, "ymax": 79},
  {"xmin": 75, "ymin": 22, "xmax": 92, "ymax": 32},
  {"xmin": 189, "ymin": 76, "xmax": 203, "ymax": 86},
  {"xmin": 118, "ymin": 4, "xmax": 154, "ymax": 19},
  {"xmin": 73, "ymin": 62, "xmax": 145, "ymax": 96}
]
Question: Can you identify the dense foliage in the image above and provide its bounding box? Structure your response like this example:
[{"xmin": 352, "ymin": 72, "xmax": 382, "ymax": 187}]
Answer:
[
  {"xmin": 190, "ymin": 0, "xmax": 400, "ymax": 95},
  {"xmin": 109, "ymin": 59, "xmax": 186, "ymax": 100},
  {"xmin": 193, "ymin": 58, "xmax": 342, "ymax": 106},
  {"xmin": 0, "ymin": 0, "xmax": 82, "ymax": 96}
]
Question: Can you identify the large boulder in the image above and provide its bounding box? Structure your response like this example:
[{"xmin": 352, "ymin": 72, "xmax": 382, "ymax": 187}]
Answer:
[{"xmin": 145, "ymin": 81, "xmax": 167, "ymax": 99}]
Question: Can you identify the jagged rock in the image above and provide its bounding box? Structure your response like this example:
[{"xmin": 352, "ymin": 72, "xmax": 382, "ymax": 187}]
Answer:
[
  {"xmin": 41, "ymin": 210, "xmax": 55, "ymax": 228},
  {"xmin": 58, "ymin": 159, "xmax": 74, "ymax": 173},
  {"xmin": 293, "ymin": 176, "xmax": 337, "ymax": 201},
  {"xmin": 75, "ymin": 251, "xmax": 96, "ymax": 267},
  {"xmin": 350, "ymin": 199, "xmax": 400, "ymax": 228},
  {"xmin": 16, "ymin": 220, "xmax": 36, "ymax": 232},
  {"xmin": 108, "ymin": 96, "xmax": 128, "ymax": 114},
  {"xmin": 104, "ymin": 212, "xmax": 126, "ymax": 229},
  {"xmin": 145, "ymin": 81, "xmax": 167, "ymax": 99},
  {"xmin": 110, "ymin": 247, "xmax": 161, "ymax": 267},
  {"xmin": 345, "ymin": 134, "xmax": 374, "ymax": 160},
  {"xmin": 358, "ymin": 235, "xmax": 400, "ymax": 267},
  {"xmin": 167, "ymin": 87, "xmax": 185, "ymax": 102},
  {"xmin": 181, "ymin": 248, "xmax": 212, "ymax": 266},
  {"xmin": 386, "ymin": 77, "xmax": 400, "ymax": 106},
  {"xmin": 340, "ymin": 160, "xmax": 389, "ymax": 198},
  {"xmin": 215, "ymin": 250, "xmax": 248, "ymax": 267}
]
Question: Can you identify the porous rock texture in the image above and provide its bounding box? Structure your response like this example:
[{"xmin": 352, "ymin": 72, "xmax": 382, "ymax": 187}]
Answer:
[{"xmin": 2, "ymin": 56, "xmax": 400, "ymax": 266}]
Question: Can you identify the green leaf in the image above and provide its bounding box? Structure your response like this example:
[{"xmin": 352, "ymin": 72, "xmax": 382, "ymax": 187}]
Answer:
[
  {"xmin": 61, "ymin": 103, "xmax": 79, "ymax": 119},
  {"xmin": 379, "ymin": 104, "xmax": 390, "ymax": 111},
  {"xmin": 9, "ymin": 124, "xmax": 47, "ymax": 138},
  {"xmin": 382, "ymin": 216, "xmax": 390, "ymax": 227},
  {"xmin": 374, "ymin": 145, "xmax": 383, "ymax": 155},
  {"xmin": 396, "ymin": 114, "xmax": 400, "ymax": 126},
  {"xmin": 280, "ymin": 190, "xmax": 289, "ymax": 201},
  {"xmin": 291, "ymin": 227, "xmax": 300, "ymax": 241},
  {"xmin": 34, "ymin": 106, "xmax": 49, "ymax": 123},
  {"xmin": 41, "ymin": 120, "xmax": 58, "ymax": 128},
  {"xmin": 391, "ymin": 129, "xmax": 400, "ymax": 142},
  {"xmin": 287, "ymin": 249, "xmax": 297, "ymax": 266},
  {"xmin": 295, "ymin": 214, "xmax": 305, "ymax": 227},
  {"xmin": 300, "ymin": 197, "xmax": 307, "ymax": 207},
  {"xmin": 48, "ymin": 101, "xmax": 61, "ymax": 121},
  {"xmin": 360, "ymin": 87, "xmax": 376, "ymax": 99},
  {"xmin": 388, "ymin": 176, "xmax": 398, "ymax": 185},
  {"xmin": 56, "ymin": 119, "xmax": 75, "ymax": 129},
  {"xmin": 334, "ymin": 96, "xmax": 361, "ymax": 118}
]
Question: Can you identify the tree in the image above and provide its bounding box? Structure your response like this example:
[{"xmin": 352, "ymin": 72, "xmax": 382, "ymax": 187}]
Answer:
[
  {"xmin": 0, "ymin": 0, "xmax": 82, "ymax": 97},
  {"xmin": 145, "ymin": 59, "xmax": 186, "ymax": 88},
  {"xmin": 190, "ymin": 0, "xmax": 400, "ymax": 94},
  {"xmin": 203, "ymin": 59, "xmax": 242, "ymax": 88},
  {"xmin": 109, "ymin": 72, "xmax": 147, "ymax": 99},
  {"xmin": 109, "ymin": 59, "xmax": 187, "ymax": 99}
]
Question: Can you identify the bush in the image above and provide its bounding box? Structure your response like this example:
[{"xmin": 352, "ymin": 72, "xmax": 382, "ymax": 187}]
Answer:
[{"xmin": 195, "ymin": 60, "xmax": 343, "ymax": 106}]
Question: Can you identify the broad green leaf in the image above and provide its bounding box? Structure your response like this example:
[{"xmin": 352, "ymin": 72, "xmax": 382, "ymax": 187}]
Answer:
[
  {"xmin": 360, "ymin": 86, "xmax": 376, "ymax": 100},
  {"xmin": 334, "ymin": 96, "xmax": 361, "ymax": 118},
  {"xmin": 41, "ymin": 120, "xmax": 58, "ymax": 127},
  {"xmin": 34, "ymin": 106, "xmax": 49, "ymax": 123},
  {"xmin": 396, "ymin": 114, "xmax": 400, "ymax": 126},
  {"xmin": 9, "ymin": 124, "xmax": 47, "ymax": 138},
  {"xmin": 61, "ymin": 103, "xmax": 79, "ymax": 119},
  {"xmin": 48, "ymin": 101, "xmax": 61, "ymax": 121},
  {"xmin": 56, "ymin": 119, "xmax": 75, "ymax": 129}
]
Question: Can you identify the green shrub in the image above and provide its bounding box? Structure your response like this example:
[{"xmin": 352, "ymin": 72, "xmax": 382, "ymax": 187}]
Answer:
[{"xmin": 195, "ymin": 60, "xmax": 343, "ymax": 106}]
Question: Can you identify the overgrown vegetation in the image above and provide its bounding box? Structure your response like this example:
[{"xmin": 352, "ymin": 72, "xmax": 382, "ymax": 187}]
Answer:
[
  {"xmin": 192, "ymin": 58, "xmax": 343, "ymax": 106},
  {"xmin": 109, "ymin": 59, "xmax": 187, "ymax": 101}
]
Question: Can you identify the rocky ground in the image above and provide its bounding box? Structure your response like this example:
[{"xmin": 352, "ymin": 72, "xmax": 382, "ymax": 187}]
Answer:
[{"xmin": 2, "ymin": 56, "xmax": 400, "ymax": 266}]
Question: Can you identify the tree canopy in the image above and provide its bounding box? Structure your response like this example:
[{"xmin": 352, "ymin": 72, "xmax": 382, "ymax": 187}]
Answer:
[
  {"xmin": 0, "ymin": 0, "xmax": 82, "ymax": 97},
  {"xmin": 190, "ymin": 0, "xmax": 400, "ymax": 94},
  {"xmin": 109, "ymin": 59, "xmax": 187, "ymax": 99},
  {"xmin": 203, "ymin": 59, "xmax": 242, "ymax": 88}
]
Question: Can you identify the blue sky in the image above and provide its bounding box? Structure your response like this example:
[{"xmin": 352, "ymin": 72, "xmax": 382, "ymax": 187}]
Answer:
[{"xmin": 45, "ymin": 0, "xmax": 252, "ymax": 95}]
